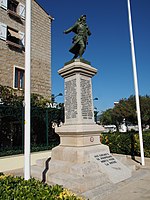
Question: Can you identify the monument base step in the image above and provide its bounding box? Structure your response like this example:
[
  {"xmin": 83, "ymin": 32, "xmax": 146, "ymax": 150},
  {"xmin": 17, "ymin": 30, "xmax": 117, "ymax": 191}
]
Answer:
[
  {"xmin": 80, "ymin": 182, "xmax": 116, "ymax": 200},
  {"xmin": 31, "ymin": 165, "xmax": 44, "ymax": 181},
  {"xmin": 49, "ymin": 144, "xmax": 132, "ymax": 183},
  {"xmin": 31, "ymin": 157, "xmax": 51, "ymax": 182},
  {"xmin": 113, "ymin": 154, "xmax": 141, "ymax": 171},
  {"xmin": 47, "ymin": 170, "xmax": 110, "ymax": 194},
  {"xmin": 31, "ymin": 152, "xmax": 140, "ymax": 199}
]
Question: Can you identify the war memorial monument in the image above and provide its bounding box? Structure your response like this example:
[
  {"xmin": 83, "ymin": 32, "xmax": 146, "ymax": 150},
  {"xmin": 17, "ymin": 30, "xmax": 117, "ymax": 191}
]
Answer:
[{"xmin": 32, "ymin": 15, "xmax": 132, "ymax": 199}]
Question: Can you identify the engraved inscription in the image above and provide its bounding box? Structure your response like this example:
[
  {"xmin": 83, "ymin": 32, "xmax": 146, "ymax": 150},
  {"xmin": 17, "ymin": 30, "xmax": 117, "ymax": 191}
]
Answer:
[
  {"xmin": 65, "ymin": 79, "xmax": 77, "ymax": 119},
  {"xmin": 80, "ymin": 78, "xmax": 93, "ymax": 119},
  {"xmin": 94, "ymin": 153, "xmax": 118, "ymax": 167}
]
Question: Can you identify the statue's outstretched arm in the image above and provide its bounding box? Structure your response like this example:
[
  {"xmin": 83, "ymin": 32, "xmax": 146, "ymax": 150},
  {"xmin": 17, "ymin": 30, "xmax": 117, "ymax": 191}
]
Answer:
[
  {"xmin": 64, "ymin": 26, "xmax": 73, "ymax": 34},
  {"xmin": 64, "ymin": 23, "xmax": 77, "ymax": 34}
]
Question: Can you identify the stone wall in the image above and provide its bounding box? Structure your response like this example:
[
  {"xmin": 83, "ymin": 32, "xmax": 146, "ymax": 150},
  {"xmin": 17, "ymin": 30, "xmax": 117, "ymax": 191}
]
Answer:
[{"xmin": 0, "ymin": 0, "xmax": 52, "ymax": 99}]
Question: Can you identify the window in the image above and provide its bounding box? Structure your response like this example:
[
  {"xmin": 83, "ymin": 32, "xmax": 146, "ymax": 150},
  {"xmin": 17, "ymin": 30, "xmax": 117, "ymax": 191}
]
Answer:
[
  {"xmin": 7, "ymin": 27, "xmax": 25, "ymax": 48},
  {"xmin": 0, "ymin": 22, "xmax": 7, "ymax": 40},
  {"xmin": 0, "ymin": 23, "xmax": 24, "ymax": 48},
  {"xmin": 18, "ymin": 3, "xmax": 25, "ymax": 19},
  {"xmin": 14, "ymin": 67, "xmax": 25, "ymax": 89},
  {"xmin": 8, "ymin": 0, "xmax": 18, "ymax": 12},
  {"xmin": 7, "ymin": 28, "xmax": 20, "ymax": 45},
  {"xmin": 0, "ymin": 0, "xmax": 25, "ymax": 19},
  {"xmin": 0, "ymin": 0, "xmax": 8, "ymax": 9}
]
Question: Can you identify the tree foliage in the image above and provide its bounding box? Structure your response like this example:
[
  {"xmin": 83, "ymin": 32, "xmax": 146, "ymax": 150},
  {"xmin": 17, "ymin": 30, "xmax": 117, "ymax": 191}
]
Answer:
[
  {"xmin": 0, "ymin": 85, "xmax": 51, "ymax": 107},
  {"xmin": 100, "ymin": 109, "xmax": 113, "ymax": 125},
  {"xmin": 99, "ymin": 95, "xmax": 150, "ymax": 128},
  {"xmin": 0, "ymin": 85, "xmax": 64, "ymax": 151},
  {"xmin": 0, "ymin": 85, "xmax": 24, "ymax": 107}
]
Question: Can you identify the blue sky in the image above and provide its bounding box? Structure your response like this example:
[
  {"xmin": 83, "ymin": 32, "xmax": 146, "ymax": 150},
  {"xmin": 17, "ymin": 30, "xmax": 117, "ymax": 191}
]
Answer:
[{"xmin": 36, "ymin": 0, "xmax": 150, "ymax": 114}]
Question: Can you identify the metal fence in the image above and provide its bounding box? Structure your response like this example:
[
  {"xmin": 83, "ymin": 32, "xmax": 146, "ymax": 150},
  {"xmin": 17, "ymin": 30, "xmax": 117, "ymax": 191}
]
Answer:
[{"xmin": 0, "ymin": 105, "xmax": 64, "ymax": 153}]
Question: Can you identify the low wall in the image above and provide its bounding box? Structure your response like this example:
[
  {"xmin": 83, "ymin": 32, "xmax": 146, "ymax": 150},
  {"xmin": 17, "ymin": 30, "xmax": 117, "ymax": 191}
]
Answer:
[{"xmin": 0, "ymin": 150, "xmax": 51, "ymax": 172}]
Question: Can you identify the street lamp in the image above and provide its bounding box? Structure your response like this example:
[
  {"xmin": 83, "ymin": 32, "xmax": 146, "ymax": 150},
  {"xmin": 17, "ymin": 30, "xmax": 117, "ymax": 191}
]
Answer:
[
  {"xmin": 55, "ymin": 93, "xmax": 63, "ymax": 98},
  {"xmin": 51, "ymin": 93, "xmax": 63, "ymax": 103},
  {"xmin": 94, "ymin": 107, "xmax": 99, "ymax": 124},
  {"xmin": 93, "ymin": 97, "xmax": 99, "ymax": 123},
  {"xmin": 93, "ymin": 97, "xmax": 98, "ymax": 101}
]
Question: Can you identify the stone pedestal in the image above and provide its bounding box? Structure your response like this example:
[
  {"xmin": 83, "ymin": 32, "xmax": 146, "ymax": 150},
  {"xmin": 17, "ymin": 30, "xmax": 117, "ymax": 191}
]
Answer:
[
  {"xmin": 56, "ymin": 59, "xmax": 104, "ymax": 148},
  {"xmin": 48, "ymin": 59, "xmax": 132, "ymax": 195}
]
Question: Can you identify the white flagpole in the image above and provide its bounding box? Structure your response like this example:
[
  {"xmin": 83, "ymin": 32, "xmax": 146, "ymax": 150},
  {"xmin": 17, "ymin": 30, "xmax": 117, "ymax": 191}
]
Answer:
[
  {"xmin": 24, "ymin": 0, "xmax": 31, "ymax": 179},
  {"xmin": 127, "ymin": 0, "xmax": 145, "ymax": 165}
]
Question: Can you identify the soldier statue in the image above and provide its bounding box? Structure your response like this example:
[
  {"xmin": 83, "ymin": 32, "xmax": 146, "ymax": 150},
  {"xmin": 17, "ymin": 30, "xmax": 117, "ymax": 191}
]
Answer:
[{"xmin": 64, "ymin": 15, "xmax": 91, "ymax": 59}]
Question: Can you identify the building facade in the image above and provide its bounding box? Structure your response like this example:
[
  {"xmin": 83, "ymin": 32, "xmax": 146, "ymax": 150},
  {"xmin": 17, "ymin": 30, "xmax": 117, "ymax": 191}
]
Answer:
[{"xmin": 0, "ymin": 0, "xmax": 52, "ymax": 99}]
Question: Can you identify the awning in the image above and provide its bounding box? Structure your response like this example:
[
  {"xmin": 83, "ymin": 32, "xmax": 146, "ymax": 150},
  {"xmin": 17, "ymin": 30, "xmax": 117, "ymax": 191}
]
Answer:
[
  {"xmin": 6, "ymin": 28, "xmax": 22, "ymax": 49},
  {"xmin": 8, "ymin": 28, "xmax": 20, "ymax": 39}
]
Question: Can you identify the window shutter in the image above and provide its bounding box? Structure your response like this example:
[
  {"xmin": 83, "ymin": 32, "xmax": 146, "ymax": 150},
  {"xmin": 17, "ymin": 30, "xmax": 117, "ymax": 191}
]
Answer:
[
  {"xmin": 0, "ymin": 22, "xmax": 7, "ymax": 40},
  {"xmin": 19, "ymin": 31, "xmax": 25, "ymax": 46},
  {"xmin": 0, "ymin": 0, "xmax": 7, "ymax": 10},
  {"xmin": 18, "ymin": 3, "xmax": 25, "ymax": 19}
]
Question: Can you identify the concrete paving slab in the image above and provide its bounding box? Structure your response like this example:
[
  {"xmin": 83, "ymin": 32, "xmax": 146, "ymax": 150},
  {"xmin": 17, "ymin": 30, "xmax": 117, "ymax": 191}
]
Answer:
[{"xmin": 102, "ymin": 168, "xmax": 150, "ymax": 200}]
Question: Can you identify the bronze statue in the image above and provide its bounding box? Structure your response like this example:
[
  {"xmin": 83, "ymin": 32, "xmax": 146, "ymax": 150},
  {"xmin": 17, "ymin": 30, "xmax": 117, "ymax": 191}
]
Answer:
[{"xmin": 64, "ymin": 15, "xmax": 91, "ymax": 59}]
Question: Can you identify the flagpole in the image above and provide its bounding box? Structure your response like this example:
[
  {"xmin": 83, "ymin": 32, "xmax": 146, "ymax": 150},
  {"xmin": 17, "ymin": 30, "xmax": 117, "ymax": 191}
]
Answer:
[
  {"xmin": 127, "ymin": 0, "xmax": 145, "ymax": 165},
  {"xmin": 24, "ymin": 0, "xmax": 31, "ymax": 179}
]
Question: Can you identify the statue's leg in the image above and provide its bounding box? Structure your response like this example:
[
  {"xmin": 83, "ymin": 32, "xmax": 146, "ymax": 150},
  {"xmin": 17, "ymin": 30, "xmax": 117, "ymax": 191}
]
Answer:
[
  {"xmin": 79, "ymin": 42, "xmax": 85, "ymax": 58},
  {"xmin": 72, "ymin": 54, "xmax": 78, "ymax": 59}
]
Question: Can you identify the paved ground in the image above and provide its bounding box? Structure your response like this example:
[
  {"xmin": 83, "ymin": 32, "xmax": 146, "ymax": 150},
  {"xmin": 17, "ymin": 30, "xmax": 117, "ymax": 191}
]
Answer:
[
  {"xmin": 102, "ymin": 156, "xmax": 150, "ymax": 200},
  {"xmin": 103, "ymin": 168, "xmax": 150, "ymax": 200},
  {"xmin": 4, "ymin": 156, "xmax": 150, "ymax": 200}
]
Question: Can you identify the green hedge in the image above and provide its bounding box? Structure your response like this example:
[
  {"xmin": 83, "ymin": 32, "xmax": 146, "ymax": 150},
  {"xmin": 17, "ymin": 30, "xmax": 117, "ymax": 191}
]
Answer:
[
  {"xmin": 143, "ymin": 131, "xmax": 150, "ymax": 157},
  {"xmin": 100, "ymin": 131, "xmax": 150, "ymax": 158},
  {"xmin": 0, "ymin": 142, "xmax": 59, "ymax": 157},
  {"xmin": 0, "ymin": 173, "xmax": 85, "ymax": 200}
]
